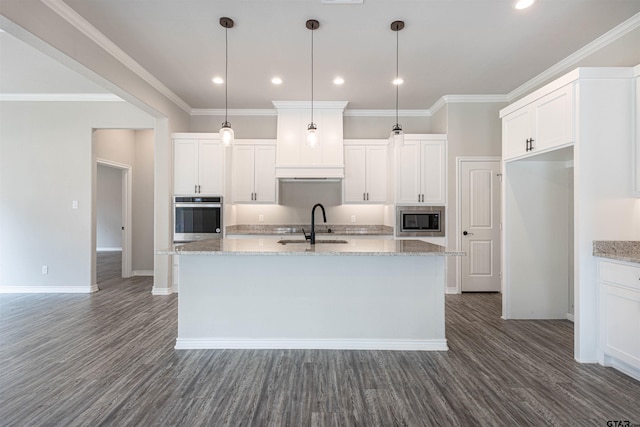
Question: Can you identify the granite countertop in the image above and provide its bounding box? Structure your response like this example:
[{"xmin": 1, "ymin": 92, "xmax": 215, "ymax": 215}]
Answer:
[
  {"xmin": 225, "ymin": 224, "xmax": 394, "ymax": 236},
  {"xmin": 159, "ymin": 238, "xmax": 464, "ymax": 257},
  {"xmin": 593, "ymin": 241, "xmax": 640, "ymax": 264}
]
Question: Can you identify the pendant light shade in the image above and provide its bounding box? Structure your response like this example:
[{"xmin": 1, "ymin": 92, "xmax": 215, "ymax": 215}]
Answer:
[
  {"xmin": 219, "ymin": 17, "xmax": 234, "ymax": 146},
  {"xmin": 390, "ymin": 20, "xmax": 404, "ymax": 146},
  {"xmin": 306, "ymin": 19, "xmax": 320, "ymax": 148}
]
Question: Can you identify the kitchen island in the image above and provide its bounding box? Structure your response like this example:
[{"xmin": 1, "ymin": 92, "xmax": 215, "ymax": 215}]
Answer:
[{"xmin": 161, "ymin": 238, "xmax": 463, "ymax": 351}]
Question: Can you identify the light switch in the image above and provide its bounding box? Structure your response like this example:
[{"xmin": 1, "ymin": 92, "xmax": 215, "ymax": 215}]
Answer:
[{"xmin": 72, "ymin": 200, "xmax": 79, "ymax": 209}]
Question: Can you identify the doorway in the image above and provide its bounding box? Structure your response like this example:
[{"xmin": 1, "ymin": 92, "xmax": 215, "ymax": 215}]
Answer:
[
  {"xmin": 457, "ymin": 158, "xmax": 501, "ymax": 292},
  {"xmin": 96, "ymin": 159, "xmax": 132, "ymax": 280}
]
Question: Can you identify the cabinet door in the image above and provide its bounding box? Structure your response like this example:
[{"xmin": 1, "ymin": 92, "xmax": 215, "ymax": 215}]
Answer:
[
  {"xmin": 502, "ymin": 107, "xmax": 532, "ymax": 160},
  {"xmin": 344, "ymin": 146, "xmax": 367, "ymax": 202},
  {"xmin": 600, "ymin": 284, "xmax": 640, "ymax": 369},
  {"xmin": 635, "ymin": 75, "xmax": 640, "ymax": 196},
  {"xmin": 174, "ymin": 139, "xmax": 198, "ymax": 194},
  {"xmin": 396, "ymin": 141, "xmax": 422, "ymax": 204},
  {"xmin": 198, "ymin": 140, "xmax": 224, "ymax": 195},
  {"xmin": 232, "ymin": 145, "xmax": 256, "ymax": 203},
  {"xmin": 365, "ymin": 145, "xmax": 388, "ymax": 203},
  {"xmin": 534, "ymin": 84, "xmax": 574, "ymax": 152},
  {"xmin": 253, "ymin": 145, "xmax": 277, "ymax": 203},
  {"xmin": 420, "ymin": 141, "xmax": 446, "ymax": 204}
]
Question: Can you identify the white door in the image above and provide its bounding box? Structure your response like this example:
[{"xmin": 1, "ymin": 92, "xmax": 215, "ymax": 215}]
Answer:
[{"xmin": 461, "ymin": 160, "xmax": 501, "ymax": 292}]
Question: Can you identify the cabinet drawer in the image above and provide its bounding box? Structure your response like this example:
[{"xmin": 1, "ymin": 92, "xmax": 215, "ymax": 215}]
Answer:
[{"xmin": 600, "ymin": 260, "xmax": 640, "ymax": 290}]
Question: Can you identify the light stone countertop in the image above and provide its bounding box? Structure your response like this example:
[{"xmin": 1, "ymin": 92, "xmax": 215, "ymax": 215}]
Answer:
[
  {"xmin": 225, "ymin": 224, "xmax": 394, "ymax": 236},
  {"xmin": 159, "ymin": 238, "xmax": 464, "ymax": 257},
  {"xmin": 593, "ymin": 241, "xmax": 640, "ymax": 264}
]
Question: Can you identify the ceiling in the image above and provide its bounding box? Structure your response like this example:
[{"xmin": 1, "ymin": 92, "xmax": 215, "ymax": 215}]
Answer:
[{"xmin": 2, "ymin": 0, "xmax": 640, "ymax": 111}]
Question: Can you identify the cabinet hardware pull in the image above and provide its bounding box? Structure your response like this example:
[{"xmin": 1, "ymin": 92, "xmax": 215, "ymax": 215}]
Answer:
[
  {"xmin": 418, "ymin": 194, "xmax": 421, "ymax": 203},
  {"xmin": 367, "ymin": 193, "xmax": 369, "ymax": 201},
  {"xmin": 363, "ymin": 193, "xmax": 366, "ymax": 201},
  {"xmin": 530, "ymin": 138, "xmax": 534, "ymax": 151}
]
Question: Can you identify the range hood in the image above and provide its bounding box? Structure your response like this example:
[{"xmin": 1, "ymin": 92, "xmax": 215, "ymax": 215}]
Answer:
[{"xmin": 273, "ymin": 101, "xmax": 348, "ymax": 179}]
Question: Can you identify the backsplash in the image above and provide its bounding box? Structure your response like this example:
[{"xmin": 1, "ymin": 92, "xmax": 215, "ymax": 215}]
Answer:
[{"xmin": 229, "ymin": 204, "xmax": 393, "ymax": 226}]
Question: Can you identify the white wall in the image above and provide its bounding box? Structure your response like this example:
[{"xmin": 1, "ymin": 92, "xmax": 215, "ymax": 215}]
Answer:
[
  {"xmin": 0, "ymin": 101, "xmax": 153, "ymax": 292},
  {"xmin": 96, "ymin": 164, "xmax": 122, "ymax": 250}
]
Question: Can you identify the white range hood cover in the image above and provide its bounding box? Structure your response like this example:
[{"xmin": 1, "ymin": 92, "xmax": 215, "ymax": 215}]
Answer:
[{"xmin": 273, "ymin": 101, "xmax": 348, "ymax": 179}]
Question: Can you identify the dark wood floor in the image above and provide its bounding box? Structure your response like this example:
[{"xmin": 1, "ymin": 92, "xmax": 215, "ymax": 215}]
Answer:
[{"xmin": 1, "ymin": 252, "xmax": 639, "ymax": 426}]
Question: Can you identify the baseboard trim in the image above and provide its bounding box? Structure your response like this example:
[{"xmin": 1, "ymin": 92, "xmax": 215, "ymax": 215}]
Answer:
[
  {"xmin": 151, "ymin": 286, "xmax": 173, "ymax": 296},
  {"xmin": 96, "ymin": 247, "xmax": 122, "ymax": 252},
  {"xmin": 445, "ymin": 288, "xmax": 459, "ymax": 294},
  {"xmin": 175, "ymin": 338, "xmax": 449, "ymax": 351},
  {"xmin": 0, "ymin": 284, "xmax": 99, "ymax": 293},
  {"xmin": 566, "ymin": 313, "xmax": 575, "ymax": 322},
  {"xmin": 133, "ymin": 270, "xmax": 153, "ymax": 277},
  {"xmin": 603, "ymin": 355, "xmax": 640, "ymax": 382}
]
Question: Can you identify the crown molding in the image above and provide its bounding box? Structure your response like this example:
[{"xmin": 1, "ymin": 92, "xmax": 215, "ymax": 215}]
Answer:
[
  {"xmin": 508, "ymin": 11, "xmax": 640, "ymax": 102},
  {"xmin": 191, "ymin": 108, "xmax": 277, "ymax": 116},
  {"xmin": 0, "ymin": 93, "xmax": 123, "ymax": 102},
  {"xmin": 428, "ymin": 94, "xmax": 510, "ymax": 115},
  {"xmin": 272, "ymin": 101, "xmax": 349, "ymax": 111},
  {"xmin": 344, "ymin": 109, "xmax": 431, "ymax": 117},
  {"xmin": 41, "ymin": 0, "xmax": 192, "ymax": 114}
]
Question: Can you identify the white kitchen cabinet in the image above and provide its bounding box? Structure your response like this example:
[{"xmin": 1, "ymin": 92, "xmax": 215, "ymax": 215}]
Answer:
[
  {"xmin": 502, "ymin": 84, "xmax": 574, "ymax": 160},
  {"xmin": 272, "ymin": 101, "xmax": 348, "ymax": 179},
  {"xmin": 173, "ymin": 134, "xmax": 224, "ymax": 195},
  {"xmin": 343, "ymin": 141, "xmax": 388, "ymax": 203},
  {"xmin": 232, "ymin": 141, "xmax": 276, "ymax": 203},
  {"xmin": 396, "ymin": 135, "xmax": 446, "ymax": 205},
  {"xmin": 598, "ymin": 259, "xmax": 640, "ymax": 380}
]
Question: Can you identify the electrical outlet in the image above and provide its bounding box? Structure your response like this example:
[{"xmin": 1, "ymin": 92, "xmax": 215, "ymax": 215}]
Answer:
[
  {"xmin": 72, "ymin": 200, "xmax": 79, "ymax": 209},
  {"xmin": 351, "ymin": 215, "xmax": 356, "ymax": 223},
  {"xmin": 42, "ymin": 266, "xmax": 48, "ymax": 275},
  {"xmin": 258, "ymin": 214, "xmax": 264, "ymax": 222}
]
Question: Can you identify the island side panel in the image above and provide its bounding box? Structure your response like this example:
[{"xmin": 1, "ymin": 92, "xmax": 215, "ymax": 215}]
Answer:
[{"xmin": 177, "ymin": 254, "xmax": 446, "ymax": 350}]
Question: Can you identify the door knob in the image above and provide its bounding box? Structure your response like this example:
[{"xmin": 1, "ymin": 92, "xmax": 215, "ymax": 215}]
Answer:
[{"xmin": 463, "ymin": 231, "xmax": 474, "ymax": 236}]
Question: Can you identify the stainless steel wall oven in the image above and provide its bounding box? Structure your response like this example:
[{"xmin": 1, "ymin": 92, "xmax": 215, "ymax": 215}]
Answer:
[{"xmin": 173, "ymin": 196, "xmax": 222, "ymax": 242}]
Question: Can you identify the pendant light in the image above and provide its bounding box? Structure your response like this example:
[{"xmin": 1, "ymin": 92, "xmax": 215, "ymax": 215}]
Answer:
[
  {"xmin": 306, "ymin": 19, "xmax": 319, "ymax": 148},
  {"xmin": 219, "ymin": 17, "xmax": 234, "ymax": 146},
  {"xmin": 390, "ymin": 20, "xmax": 405, "ymax": 145}
]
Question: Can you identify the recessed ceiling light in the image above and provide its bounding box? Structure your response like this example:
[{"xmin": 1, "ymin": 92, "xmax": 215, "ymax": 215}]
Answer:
[
  {"xmin": 271, "ymin": 77, "xmax": 283, "ymax": 85},
  {"xmin": 393, "ymin": 77, "xmax": 404, "ymax": 85},
  {"xmin": 212, "ymin": 77, "xmax": 224, "ymax": 85},
  {"xmin": 514, "ymin": 0, "xmax": 534, "ymax": 10},
  {"xmin": 333, "ymin": 77, "xmax": 345, "ymax": 85}
]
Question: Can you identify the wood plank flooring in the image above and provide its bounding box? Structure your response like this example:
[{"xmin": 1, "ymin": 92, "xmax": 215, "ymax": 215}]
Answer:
[{"xmin": 1, "ymin": 251, "xmax": 639, "ymax": 426}]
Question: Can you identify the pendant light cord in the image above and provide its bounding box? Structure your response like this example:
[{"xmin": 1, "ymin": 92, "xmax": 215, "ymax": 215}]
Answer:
[
  {"xmin": 311, "ymin": 26, "xmax": 314, "ymax": 125},
  {"xmin": 395, "ymin": 27, "xmax": 399, "ymax": 126},
  {"xmin": 225, "ymin": 25, "xmax": 229, "ymax": 124}
]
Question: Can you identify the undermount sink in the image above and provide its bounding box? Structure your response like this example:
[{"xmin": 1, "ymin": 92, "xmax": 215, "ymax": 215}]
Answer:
[{"xmin": 277, "ymin": 239, "xmax": 348, "ymax": 245}]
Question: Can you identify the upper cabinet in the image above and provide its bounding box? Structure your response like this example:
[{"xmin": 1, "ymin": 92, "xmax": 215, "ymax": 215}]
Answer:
[
  {"xmin": 232, "ymin": 141, "xmax": 277, "ymax": 204},
  {"xmin": 343, "ymin": 140, "xmax": 388, "ymax": 204},
  {"xmin": 273, "ymin": 101, "xmax": 348, "ymax": 179},
  {"xmin": 501, "ymin": 84, "xmax": 575, "ymax": 161},
  {"xmin": 396, "ymin": 135, "xmax": 446, "ymax": 205},
  {"xmin": 173, "ymin": 133, "xmax": 224, "ymax": 195}
]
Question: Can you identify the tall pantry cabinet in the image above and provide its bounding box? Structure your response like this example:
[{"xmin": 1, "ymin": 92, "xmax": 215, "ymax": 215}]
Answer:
[{"xmin": 500, "ymin": 67, "xmax": 636, "ymax": 366}]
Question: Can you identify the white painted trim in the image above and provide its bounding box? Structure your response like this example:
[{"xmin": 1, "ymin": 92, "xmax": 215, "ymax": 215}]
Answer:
[
  {"xmin": 0, "ymin": 93, "xmax": 123, "ymax": 102},
  {"xmin": 566, "ymin": 313, "xmax": 575, "ymax": 322},
  {"xmin": 41, "ymin": 0, "xmax": 191, "ymax": 114},
  {"xmin": 97, "ymin": 247, "xmax": 123, "ymax": 252},
  {"xmin": 344, "ymin": 109, "xmax": 430, "ymax": 117},
  {"xmin": 0, "ymin": 285, "xmax": 99, "ymax": 293},
  {"xmin": 429, "ymin": 95, "xmax": 510, "ymax": 116},
  {"xmin": 151, "ymin": 286, "xmax": 174, "ymax": 296},
  {"xmin": 96, "ymin": 158, "xmax": 133, "ymax": 279},
  {"xmin": 634, "ymin": 64, "xmax": 640, "ymax": 77},
  {"xmin": 272, "ymin": 101, "xmax": 349, "ymax": 110},
  {"xmin": 191, "ymin": 108, "xmax": 277, "ymax": 116},
  {"xmin": 507, "ymin": 12, "xmax": 640, "ymax": 102},
  {"xmin": 171, "ymin": 132, "xmax": 220, "ymax": 140},
  {"xmin": 343, "ymin": 139, "xmax": 388, "ymax": 146},
  {"xmin": 133, "ymin": 270, "xmax": 154, "ymax": 277},
  {"xmin": 445, "ymin": 288, "xmax": 459, "ymax": 295},
  {"xmin": 175, "ymin": 338, "xmax": 448, "ymax": 351},
  {"xmin": 455, "ymin": 157, "xmax": 502, "ymax": 294}
]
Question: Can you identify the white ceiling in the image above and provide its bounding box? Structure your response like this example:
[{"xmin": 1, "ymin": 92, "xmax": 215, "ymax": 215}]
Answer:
[{"xmin": 2, "ymin": 0, "xmax": 640, "ymax": 111}]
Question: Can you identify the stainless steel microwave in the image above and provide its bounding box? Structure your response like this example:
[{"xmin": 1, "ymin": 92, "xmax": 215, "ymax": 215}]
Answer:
[{"xmin": 396, "ymin": 206, "xmax": 445, "ymax": 237}]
